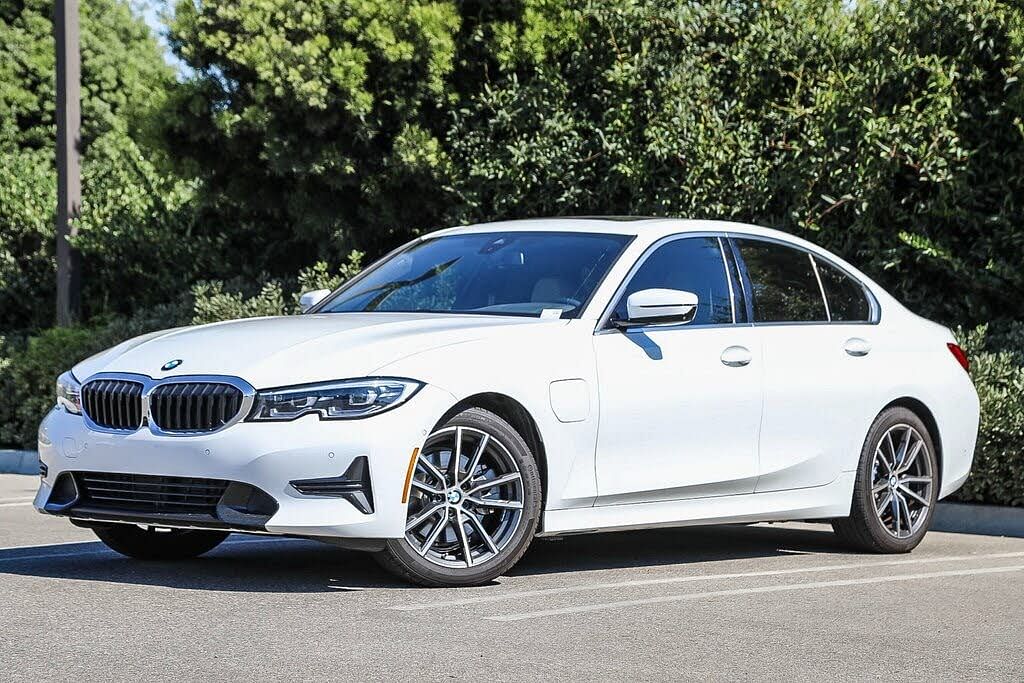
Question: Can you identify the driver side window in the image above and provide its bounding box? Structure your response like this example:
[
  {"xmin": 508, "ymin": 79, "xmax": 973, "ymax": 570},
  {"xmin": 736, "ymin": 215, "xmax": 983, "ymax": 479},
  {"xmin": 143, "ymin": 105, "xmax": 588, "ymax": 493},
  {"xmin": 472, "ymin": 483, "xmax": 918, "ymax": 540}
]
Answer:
[{"xmin": 612, "ymin": 236, "xmax": 735, "ymax": 325}]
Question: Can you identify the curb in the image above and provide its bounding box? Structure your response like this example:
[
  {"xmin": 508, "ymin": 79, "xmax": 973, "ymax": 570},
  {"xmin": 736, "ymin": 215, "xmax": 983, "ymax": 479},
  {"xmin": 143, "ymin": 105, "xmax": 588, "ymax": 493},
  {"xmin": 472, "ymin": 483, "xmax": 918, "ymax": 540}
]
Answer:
[
  {"xmin": 0, "ymin": 450, "xmax": 39, "ymax": 475},
  {"xmin": 932, "ymin": 501, "xmax": 1024, "ymax": 539}
]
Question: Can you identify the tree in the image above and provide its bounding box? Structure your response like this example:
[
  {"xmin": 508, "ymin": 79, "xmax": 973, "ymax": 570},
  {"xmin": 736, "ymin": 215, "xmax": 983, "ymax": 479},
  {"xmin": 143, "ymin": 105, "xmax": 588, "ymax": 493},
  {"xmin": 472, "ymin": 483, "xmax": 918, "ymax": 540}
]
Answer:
[
  {"xmin": 0, "ymin": 0, "xmax": 176, "ymax": 332},
  {"xmin": 445, "ymin": 0, "xmax": 1024, "ymax": 325},
  {"xmin": 164, "ymin": 0, "xmax": 463, "ymax": 273}
]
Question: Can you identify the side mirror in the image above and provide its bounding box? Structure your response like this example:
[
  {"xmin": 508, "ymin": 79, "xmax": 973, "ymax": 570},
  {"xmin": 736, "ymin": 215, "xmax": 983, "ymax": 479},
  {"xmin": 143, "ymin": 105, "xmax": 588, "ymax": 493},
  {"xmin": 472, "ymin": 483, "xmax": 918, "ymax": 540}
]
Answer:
[
  {"xmin": 299, "ymin": 289, "xmax": 331, "ymax": 312},
  {"xmin": 620, "ymin": 288, "xmax": 698, "ymax": 326}
]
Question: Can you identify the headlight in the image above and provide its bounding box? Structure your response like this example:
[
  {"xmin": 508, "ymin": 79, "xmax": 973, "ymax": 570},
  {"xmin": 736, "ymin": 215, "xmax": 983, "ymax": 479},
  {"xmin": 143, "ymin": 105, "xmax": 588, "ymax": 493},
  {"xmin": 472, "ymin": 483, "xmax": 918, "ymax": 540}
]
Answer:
[
  {"xmin": 248, "ymin": 377, "xmax": 422, "ymax": 422},
  {"xmin": 56, "ymin": 371, "xmax": 82, "ymax": 414}
]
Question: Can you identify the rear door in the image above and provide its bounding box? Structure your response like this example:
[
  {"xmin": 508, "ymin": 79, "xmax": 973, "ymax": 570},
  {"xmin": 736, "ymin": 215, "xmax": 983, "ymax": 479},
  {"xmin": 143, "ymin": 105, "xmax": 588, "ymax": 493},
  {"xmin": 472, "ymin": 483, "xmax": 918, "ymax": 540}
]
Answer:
[{"xmin": 730, "ymin": 236, "xmax": 878, "ymax": 492}]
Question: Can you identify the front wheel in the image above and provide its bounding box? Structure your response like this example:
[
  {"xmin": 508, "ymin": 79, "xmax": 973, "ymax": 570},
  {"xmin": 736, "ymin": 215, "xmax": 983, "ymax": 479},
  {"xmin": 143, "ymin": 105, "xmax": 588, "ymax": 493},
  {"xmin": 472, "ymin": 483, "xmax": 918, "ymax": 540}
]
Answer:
[
  {"xmin": 374, "ymin": 407, "xmax": 542, "ymax": 587},
  {"xmin": 832, "ymin": 406, "xmax": 938, "ymax": 553},
  {"xmin": 93, "ymin": 525, "xmax": 229, "ymax": 560}
]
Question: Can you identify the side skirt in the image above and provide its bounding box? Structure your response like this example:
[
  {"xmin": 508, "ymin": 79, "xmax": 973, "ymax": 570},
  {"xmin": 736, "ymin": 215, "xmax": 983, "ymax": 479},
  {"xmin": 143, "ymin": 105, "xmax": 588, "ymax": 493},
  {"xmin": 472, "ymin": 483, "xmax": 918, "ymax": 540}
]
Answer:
[{"xmin": 538, "ymin": 471, "xmax": 855, "ymax": 536}]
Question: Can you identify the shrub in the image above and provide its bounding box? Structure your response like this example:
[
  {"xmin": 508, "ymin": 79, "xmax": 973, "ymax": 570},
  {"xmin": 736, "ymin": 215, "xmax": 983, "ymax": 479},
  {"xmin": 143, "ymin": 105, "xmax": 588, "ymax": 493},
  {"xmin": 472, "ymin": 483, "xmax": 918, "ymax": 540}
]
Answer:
[
  {"xmin": 953, "ymin": 322, "xmax": 1024, "ymax": 506},
  {"xmin": 0, "ymin": 326, "xmax": 109, "ymax": 449},
  {"xmin": 0, "ymin": 303, "xmax": 189, "ymax": 449},
  {"xmin": 190, "ymin": 253, "xmax": 363, "ymax": 325}
]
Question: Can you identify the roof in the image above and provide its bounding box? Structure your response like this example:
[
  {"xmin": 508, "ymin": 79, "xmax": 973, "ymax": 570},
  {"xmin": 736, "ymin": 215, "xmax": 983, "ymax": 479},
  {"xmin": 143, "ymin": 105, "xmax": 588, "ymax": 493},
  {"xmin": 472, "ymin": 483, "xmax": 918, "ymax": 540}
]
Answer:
[{"xmin": 430, "ymin": 216, "xmax": 798, "ymax": 242}]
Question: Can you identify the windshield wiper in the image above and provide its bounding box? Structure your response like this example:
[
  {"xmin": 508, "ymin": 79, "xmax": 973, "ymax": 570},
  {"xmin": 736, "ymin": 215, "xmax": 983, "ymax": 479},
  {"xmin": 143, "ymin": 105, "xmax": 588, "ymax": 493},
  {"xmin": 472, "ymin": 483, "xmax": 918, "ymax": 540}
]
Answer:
[{"xmin": 334, "ymin": 258, "xmax": 460, "ymax": 311}]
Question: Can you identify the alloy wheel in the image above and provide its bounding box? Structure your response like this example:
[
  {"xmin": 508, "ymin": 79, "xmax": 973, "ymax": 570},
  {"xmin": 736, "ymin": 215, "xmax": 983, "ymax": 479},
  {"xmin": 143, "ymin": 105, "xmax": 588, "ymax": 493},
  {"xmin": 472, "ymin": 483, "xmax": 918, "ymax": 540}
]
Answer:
[
  {"xmin": 404, "ymin": 426, "xmax": 525, "ymax": 568},
  {"xmin": 871, "ymin": 423, "xmax": 933, "ymax": 539}
]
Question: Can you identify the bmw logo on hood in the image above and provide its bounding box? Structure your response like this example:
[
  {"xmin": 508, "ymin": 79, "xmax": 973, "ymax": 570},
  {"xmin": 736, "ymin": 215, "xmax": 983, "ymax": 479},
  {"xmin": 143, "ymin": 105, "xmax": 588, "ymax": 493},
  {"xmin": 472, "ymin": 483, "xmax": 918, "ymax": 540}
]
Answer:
[{"xmin": 161, "ymin": 359, "xmax": 183, "ymax": 371}]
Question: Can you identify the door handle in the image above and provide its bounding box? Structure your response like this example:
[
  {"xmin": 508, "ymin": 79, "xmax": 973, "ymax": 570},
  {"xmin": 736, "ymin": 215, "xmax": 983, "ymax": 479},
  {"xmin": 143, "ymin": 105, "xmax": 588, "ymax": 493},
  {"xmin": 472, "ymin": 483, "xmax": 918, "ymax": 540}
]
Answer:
[
  {"xmin": 721, "ymin": 345, "xmax": 752, "ymax": 367},
  {"xmin": 844, "ymin": 337, "xmax": 871, "ymax": 357}
]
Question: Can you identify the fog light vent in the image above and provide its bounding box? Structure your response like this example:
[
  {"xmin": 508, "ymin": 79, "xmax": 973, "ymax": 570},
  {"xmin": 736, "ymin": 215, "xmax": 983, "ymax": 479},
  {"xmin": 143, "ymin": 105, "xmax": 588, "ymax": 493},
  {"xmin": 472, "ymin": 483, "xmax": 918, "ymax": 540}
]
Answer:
[{"xmin": 290, "ymin": 456, "xmax": 374, "ymax": 514}]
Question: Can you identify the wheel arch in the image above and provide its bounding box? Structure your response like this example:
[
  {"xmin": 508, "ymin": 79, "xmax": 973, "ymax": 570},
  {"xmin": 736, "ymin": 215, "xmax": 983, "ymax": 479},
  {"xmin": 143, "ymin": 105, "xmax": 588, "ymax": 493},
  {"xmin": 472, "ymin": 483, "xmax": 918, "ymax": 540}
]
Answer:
[
  {"xmin": 433, "ymin": 392, "xmax": 549, "ymax": 513},
  {"xmin": 880, "ymin": 396, "xmax": 943, "ymax": 489}
]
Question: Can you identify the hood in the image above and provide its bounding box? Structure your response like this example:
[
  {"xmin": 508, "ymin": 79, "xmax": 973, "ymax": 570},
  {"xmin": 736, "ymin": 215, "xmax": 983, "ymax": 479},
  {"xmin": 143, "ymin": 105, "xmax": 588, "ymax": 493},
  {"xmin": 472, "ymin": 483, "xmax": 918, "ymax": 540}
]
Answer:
[{"xmin": 73, "ymin": 313, "xmax": 561, "ymax": 388}]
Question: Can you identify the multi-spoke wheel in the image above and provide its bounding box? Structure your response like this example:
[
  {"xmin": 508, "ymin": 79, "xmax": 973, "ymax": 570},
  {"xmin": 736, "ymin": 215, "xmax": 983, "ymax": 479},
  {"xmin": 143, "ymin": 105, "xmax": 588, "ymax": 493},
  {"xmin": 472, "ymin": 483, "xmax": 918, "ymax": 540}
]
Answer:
[
  {"xmin": 833, "ymin": 407, "xmax": 938, "ymax": 553},
  {"xmin": 870, "ymin": 424, "xmax": 934, "ymax": 539},
  {"xmin": 374, "ymin": 407, "xmax": 542, "ymax": 586}
]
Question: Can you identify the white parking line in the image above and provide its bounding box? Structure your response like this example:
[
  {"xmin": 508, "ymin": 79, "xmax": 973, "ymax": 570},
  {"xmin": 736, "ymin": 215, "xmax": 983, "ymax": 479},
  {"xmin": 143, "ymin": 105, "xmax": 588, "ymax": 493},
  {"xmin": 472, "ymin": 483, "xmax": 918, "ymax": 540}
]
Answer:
[
  {"xmin": 0, "ymin": 497, "xmax": 35, "ymax": 505},
  {"xmin": 391, "ymin": 551, "xmax": 1024, "ymax": 612},
  {"xmin": 0, "ymin": 549, "xmax": 110, "ymax": 562},
  {"xmin": 484, "ymin": 564, "xmax": 1024, "ymax": 621},
  {"xmin": 0, "ymin": 501, "xmax": 34, "ymax": 508},
  {"xmin": 0, "ymin": 535, "xmax": 305, "ymax": 563}
]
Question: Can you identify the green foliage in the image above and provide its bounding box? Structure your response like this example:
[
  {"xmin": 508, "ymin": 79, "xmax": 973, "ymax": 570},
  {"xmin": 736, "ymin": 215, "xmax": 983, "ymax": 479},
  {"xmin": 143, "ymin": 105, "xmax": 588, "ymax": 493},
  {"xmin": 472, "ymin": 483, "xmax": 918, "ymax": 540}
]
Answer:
[
  {"xmin": 446, "ymin": 0, "xmax": 1024, "ymax": 325},
  {"xmin": 0, "ymin": 130, "xmax": 201, "ymax": 331},
  {"xmin": 0, "ymin": 0, "xmax": 173, "ymax": 152},
  {"xmin": 0, "ymin": 327, "xmax": 100, "ymax": 448},
  {"xmin": 0, "ymin": 302, "xmax": 190, "ymax": 448},
  {"xmin": 164, "ymin": 0, "xmax": 464, "ymax": 270},
  {"xmin": 0, "ymin": 146, "xmax": 54, "ymax": 332},
  {"xmin": 954, "ymin": 322, "xmax": 1024, "ymax": 506},
  {"xmin": 0, "ymin": 0, "xmax": 184, "ymax": 331},
  {"xmin": 190, "ymin": 252, "xmax": 363, "ymax": 324}
]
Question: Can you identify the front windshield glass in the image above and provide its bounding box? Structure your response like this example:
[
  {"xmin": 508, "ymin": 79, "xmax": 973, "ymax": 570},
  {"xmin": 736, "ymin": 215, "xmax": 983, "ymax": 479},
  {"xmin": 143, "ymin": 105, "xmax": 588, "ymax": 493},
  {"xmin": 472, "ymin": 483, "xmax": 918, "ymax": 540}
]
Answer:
[{"xmin": 318, "ymin": 231, "xmax": 632, "ymax": 318}]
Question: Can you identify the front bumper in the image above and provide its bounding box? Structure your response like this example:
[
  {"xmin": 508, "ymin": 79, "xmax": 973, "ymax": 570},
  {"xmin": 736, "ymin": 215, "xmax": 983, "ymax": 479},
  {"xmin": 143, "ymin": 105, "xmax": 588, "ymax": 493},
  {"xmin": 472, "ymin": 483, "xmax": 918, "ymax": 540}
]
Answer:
[{"xmin": 35, "ymin": 384, "xmax": 456, "ymax": 540}]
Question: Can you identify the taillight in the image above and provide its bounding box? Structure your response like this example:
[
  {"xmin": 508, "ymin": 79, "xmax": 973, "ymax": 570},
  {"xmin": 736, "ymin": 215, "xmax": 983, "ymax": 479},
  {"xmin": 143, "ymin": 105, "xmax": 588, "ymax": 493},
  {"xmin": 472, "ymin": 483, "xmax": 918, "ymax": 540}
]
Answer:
[{"xmin": 947, "ymin": 343, "xmax": 970, "ymax": 372}]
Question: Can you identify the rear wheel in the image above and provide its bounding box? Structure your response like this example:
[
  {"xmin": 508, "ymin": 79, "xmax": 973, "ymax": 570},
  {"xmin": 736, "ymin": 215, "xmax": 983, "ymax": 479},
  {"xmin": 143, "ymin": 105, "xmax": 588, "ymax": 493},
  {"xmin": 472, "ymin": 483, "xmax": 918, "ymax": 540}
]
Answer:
[
  {"xmin": 374, "ymin": 407, "xmax": 542, "ymax": 587},
  {"xmin": 833, "ymin": 407, "xmax": 938, "ymax": 553},
  {"xmin": 93, "ymin": 525, "xmax": 229, "ymax": 560}
]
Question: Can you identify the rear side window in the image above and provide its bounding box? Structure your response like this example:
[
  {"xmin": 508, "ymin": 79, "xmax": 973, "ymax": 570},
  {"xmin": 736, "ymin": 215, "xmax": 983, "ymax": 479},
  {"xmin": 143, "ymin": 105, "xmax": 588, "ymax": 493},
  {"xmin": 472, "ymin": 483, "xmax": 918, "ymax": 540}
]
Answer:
[
  {"xmin": 612, "ymin": 236, "xmax": 734, "ymax": 325},
  {"xmin": 735, "ymin": 238, "xmax": 827, "ymax": 323},
  {"xmin": 814, "ymin": 256, "xmax": 872, "ymax": 322}
]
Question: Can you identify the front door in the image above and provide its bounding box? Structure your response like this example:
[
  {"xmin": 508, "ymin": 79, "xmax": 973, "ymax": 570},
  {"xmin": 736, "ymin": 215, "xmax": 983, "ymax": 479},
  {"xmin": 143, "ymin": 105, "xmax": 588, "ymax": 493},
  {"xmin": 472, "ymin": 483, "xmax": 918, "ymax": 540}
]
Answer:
[{"xmin": 593, "ymin": 235, "xmax": 763, "ymax": 503}]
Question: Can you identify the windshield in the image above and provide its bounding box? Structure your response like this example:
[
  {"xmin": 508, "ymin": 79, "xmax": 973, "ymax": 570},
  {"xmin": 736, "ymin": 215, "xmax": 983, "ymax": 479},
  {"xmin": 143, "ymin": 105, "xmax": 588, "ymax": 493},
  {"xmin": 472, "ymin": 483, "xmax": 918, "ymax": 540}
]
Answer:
[{"xmin": 317, "ymin": 231, "xmax": 632, "ymax": 318}]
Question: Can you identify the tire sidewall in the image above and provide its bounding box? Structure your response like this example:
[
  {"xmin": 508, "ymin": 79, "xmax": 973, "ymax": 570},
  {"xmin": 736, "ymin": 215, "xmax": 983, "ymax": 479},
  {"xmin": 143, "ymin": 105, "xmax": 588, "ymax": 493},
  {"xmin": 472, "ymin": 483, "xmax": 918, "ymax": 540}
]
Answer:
[{"xmin": 382, "ymin": 407, "xmax": 543, "ymax": 586}]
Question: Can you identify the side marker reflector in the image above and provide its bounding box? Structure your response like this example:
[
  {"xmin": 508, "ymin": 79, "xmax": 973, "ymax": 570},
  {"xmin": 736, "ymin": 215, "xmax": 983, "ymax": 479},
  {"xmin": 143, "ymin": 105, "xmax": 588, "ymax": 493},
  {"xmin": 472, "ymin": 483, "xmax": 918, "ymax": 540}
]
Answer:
[{"xmin": 401, "ymin": 447, "xmax": 420, "ymax": 504}]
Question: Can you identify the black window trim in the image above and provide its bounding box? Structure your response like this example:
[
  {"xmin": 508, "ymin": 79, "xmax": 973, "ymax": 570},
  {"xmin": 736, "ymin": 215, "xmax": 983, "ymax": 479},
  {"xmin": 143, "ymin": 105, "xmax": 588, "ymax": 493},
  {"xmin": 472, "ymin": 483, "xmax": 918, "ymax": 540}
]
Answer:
[
  {"xmin": 595, "ymin": 232, "xmax": 749, "ymax": 334},
  {"xmin": 726, "ymin": 233, "xmax": 880, "ymax": 327}
]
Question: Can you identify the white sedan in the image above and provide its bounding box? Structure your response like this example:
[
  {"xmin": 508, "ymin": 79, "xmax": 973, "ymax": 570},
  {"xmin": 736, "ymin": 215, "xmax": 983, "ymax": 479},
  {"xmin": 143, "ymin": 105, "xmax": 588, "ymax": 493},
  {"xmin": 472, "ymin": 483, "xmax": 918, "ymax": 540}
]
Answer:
[{"xmin": 36, "ymin": 218, "xmax": 979, "ymax": 586}]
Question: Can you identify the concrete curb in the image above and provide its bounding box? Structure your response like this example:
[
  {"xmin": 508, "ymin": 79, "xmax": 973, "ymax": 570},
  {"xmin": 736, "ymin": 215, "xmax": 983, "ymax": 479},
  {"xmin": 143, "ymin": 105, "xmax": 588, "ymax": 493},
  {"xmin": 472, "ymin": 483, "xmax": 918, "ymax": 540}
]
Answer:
[
  {"xmin": 0, "ymin": 450, "xmax": 39, "ymax": 475},
  {"xmin": 932, "ymin": 501, "xmax": 1024, "ymax": 539}
]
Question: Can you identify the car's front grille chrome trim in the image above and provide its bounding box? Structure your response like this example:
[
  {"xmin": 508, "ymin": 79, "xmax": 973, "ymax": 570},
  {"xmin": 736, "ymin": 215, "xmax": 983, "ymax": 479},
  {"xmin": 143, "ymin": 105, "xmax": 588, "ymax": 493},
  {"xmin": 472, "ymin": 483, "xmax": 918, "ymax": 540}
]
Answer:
[
  {"xmin": 80, "ymin": 373, "xmax": 256, "ymax": 437},
  {"xmin": 80, "ymin": 379, "xmax": 145, "ymax": 431}
]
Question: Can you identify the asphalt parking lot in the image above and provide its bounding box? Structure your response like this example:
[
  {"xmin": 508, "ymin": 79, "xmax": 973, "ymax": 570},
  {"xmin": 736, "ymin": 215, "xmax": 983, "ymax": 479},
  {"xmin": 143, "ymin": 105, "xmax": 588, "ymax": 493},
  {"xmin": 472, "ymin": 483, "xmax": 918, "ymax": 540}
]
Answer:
[{"xmin": 1, "ymin": 473, "xmax": 1022, "ymax": 681}]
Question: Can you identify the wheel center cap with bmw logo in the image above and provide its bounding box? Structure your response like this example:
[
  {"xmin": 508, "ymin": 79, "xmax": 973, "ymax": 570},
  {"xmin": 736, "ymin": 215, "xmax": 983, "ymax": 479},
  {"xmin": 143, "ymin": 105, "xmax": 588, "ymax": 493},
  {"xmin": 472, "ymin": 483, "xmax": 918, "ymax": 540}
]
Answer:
[{"xmin": 161, "ymin": 359, "xmax": 182, "ymax": 371}]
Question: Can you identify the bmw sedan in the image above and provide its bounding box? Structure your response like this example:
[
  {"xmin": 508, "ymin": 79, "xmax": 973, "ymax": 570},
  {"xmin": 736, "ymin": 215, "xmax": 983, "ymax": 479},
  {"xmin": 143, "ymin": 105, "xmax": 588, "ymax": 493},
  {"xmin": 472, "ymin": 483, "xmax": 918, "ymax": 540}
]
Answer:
[{"xmin": 36, "ymin": 218, "xmax": 979, "ymax": 586}]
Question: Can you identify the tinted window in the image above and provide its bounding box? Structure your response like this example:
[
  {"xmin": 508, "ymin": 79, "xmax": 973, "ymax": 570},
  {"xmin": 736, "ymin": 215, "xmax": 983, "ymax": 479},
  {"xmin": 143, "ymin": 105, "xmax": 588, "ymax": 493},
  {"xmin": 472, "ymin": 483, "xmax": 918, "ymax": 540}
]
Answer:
[
  {"xmin": 815, "ymin": 256, "xmax": 871, "ymax": 322},
  {"xmin": 319, "ymin": 232, "xmax": 631, "ymax": 318},
  {"xmin": 736, "ymin": 239, "xmax": 827, "ymax": 322},
  {"xmin": 612, "ymin": 237, "xmax": 733, "ymax": 325}
]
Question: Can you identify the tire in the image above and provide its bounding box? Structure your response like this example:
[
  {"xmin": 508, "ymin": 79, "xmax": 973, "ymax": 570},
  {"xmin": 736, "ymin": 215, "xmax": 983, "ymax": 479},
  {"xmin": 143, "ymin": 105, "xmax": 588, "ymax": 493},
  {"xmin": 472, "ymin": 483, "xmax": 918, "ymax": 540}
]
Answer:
[
  {"xmin": 93, "ymin": 524, "xmax": 229, "ymax": 560},
  {"xmin": 374, "ymin": 407, "xmax": 542, "ymax": 587},
  {"xmin": 832, "ymin": 406, "xmax": 939, "ymax": 553}
]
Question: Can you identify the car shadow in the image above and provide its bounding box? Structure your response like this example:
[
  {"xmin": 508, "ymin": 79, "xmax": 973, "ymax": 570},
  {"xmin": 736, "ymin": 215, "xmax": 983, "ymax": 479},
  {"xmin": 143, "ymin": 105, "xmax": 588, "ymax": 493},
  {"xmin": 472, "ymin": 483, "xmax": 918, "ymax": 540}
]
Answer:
[
  {"xmin": 513, "ymin": 523, "xmax": 852, "ymax": 576},
  {"xmin": 0, "ymin": 523, "xmax": 852, "ymax": 593}
]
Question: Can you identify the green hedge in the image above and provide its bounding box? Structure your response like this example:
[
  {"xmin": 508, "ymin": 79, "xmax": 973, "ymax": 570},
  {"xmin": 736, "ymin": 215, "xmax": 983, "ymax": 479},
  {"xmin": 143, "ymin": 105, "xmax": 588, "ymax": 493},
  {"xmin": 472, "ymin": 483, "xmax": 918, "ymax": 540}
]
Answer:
[
  {"xmin": 953, "ymin": 322, "xmax": 1024, "ymax": 506},
  {"xmin": 2, "ymin": 312, "xmax": 1021, "ymax": 507}
]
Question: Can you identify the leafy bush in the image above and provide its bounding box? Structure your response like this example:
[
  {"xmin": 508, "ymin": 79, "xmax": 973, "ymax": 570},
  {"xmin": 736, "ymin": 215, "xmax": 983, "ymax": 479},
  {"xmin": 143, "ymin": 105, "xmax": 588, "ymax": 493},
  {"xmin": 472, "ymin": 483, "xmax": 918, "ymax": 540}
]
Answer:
[
  {"xmin": 446, "ymin": 0, "xmax": 1024, "ymax": 327},
  {"xmin": 0, "ymin": 326, "xmax": 112, "ymax": 448},
  {"xmin": 953, "ymin": 322, "xmax": 1024, "ymax": 506},
  {"xmin": 0, "ymin": 302, "xmax": 190, "ymax": 448},
  {"xmin": 190, "ymin": 252, "xmax": 363, "ymax": 325}
]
